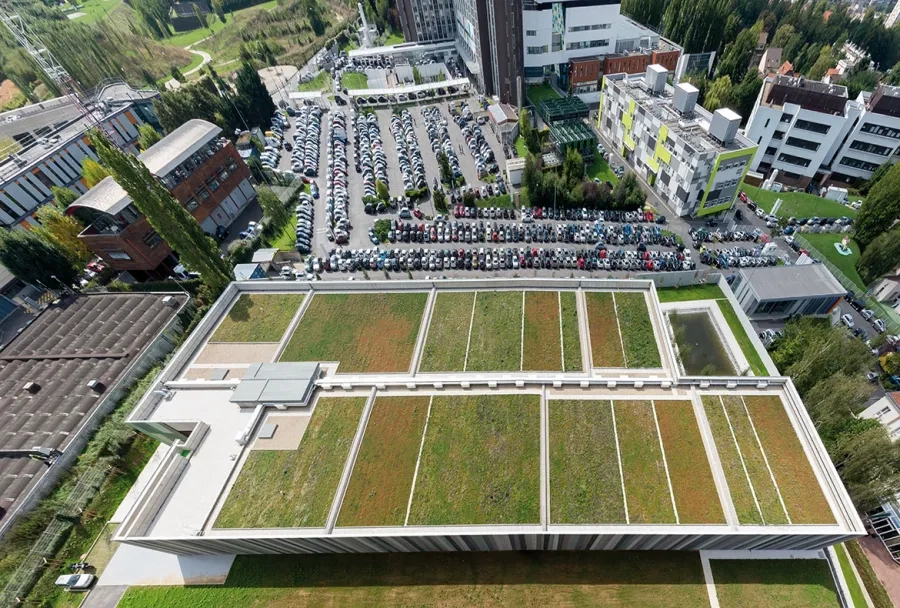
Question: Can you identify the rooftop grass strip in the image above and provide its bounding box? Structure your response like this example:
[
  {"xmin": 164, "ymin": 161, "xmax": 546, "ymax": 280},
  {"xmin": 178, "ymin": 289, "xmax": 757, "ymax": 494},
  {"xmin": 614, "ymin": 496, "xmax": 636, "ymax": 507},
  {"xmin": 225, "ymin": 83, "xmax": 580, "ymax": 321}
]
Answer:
[
  {"xmin": 211, "ymin": 294, "xmax": 304, "ymax": 342},
  {"xmin": 702, "ymin": 395, "xmax": 763, "ymax": 525},
  {"xmin": 465, "ymin": 291, "xmax": 524, "ymax": 372},
  {"xmin": 614, "ymin": 400, "xmax": 676, "ymax": 524},
  {"xmin": 280, "ymin": 292, "xmax": 427, "ymax": 373},
  {"xmin": 214, "ymin": 397, "xmax": 366, "ymax": 529},
  {"xmin": 408, "ymin": 394, "xmax": 540, "ymax": 525},
  {"xmin": 615, "ymin": 292, "xmax": 663, "ymax": 368},
  {"xmin": 336, "ymin": 396, "xmax": 430, "ymax": 527},
  {"xmin": 559, "ymin": 291, "xmax": 583, "ymax": 372},
  {"xmin": 548, "ymin": 400, "xmax": 626, "ymax": 524},
  {"xmin": 655, "ymin": 400, "xmax": 725, "ymax": 524},
  {"xmin": 710, "ymin": 559, "xmax": 840, "ymax": 608},
  {"xmin": 743, "ymin": 395, "xmax": 835, "ymax": 524},
  {"xmin": 419, "ymin": 291, "xmax": 476, "ymax": 372},
  {"xmin": 656, "ymin": 284, "xmax": 725, "ymax": 303},
  {"xmin": 522, "ymin": 291, "xmax": 563, "ymax": 371},
  {"xmin": 585, "ymin": 291, "xmax": 626, "ymax": 368},
  {"xmin": 715, "ymin": 300, "xmax": 769, "ymax": 376},
  {"xmin": 834, "ymin": 544, "xmax": 867, "ymax": 608},
  {"xmin": 119, "ymin": 551, "xmax": 709, "ymax": 607}
]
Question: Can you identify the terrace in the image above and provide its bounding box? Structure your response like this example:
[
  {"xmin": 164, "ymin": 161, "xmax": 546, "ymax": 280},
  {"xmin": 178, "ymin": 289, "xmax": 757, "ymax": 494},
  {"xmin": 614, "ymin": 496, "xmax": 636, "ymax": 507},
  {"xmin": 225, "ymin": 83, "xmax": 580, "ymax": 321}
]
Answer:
[{"xmin": 114, "ymin": 279, "xmax": 863, "ymax": 556}]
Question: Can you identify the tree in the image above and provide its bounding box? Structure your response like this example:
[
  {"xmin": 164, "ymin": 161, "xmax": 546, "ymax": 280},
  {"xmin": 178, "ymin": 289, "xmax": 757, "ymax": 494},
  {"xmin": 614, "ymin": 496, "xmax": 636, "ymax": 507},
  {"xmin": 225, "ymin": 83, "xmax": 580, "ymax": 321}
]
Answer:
[
  {"xmin": 803, "ymin": 373, "xmax": 871, "ymax": 430},
  {"xmin": 170, "ymin": 65, "xmax": 185, "ymax": 83},
  {"xmin": 523, "ymin": 153, "xmax": 540, "ymax": 196},
  {"xmin": 234, "ymin": 61, "xmax": 276, "ymax": 130},
  {"xmin": 622, "ymin": 0, "xmax": 665, "ymax": 28},
  {"xmin": 154, "ymin": 80, "xmax": 236, "ymax": 133},
  {"xmin": 831, "ymin": 424, "xmax": 900, "ymax": 510},
  {"xmin": 51, "ymin": 186, "xmax": 79, "ymax": 210},
  {"xmin": 412, "ymin": 65, "xmax": 423, "ymax": 85},
  {"xmin": 257, "ymin": 187, "xmax": 289, "ymax": 229},
  {"xmin": 716, "ymin": 25, "xmax": 761, "ymax": 84},
  {"xmin": 81, "ymin": 158, "xmax": 109, "ymax": 188},
  {"xmin": 91, "ymin": 130, "xmax": 232, "ymax": 292},
  {"xmin": 303, "ymin": 0, "xmax": 326, "ymax": 36},
  {"xmin": 433, "ymin": 189, "xmax": 447, "ymax": 213},
  {"xmin": 561, "ymin": 147, "xmax": 584, "ymax": 189},
  {"xmin": 703, "ymin": 75, "xmax": 735, "ymax": 112},
  {"xmin": 32, "ymin": 205, "xmax": 91, "ymax": 267},
  {"xmin": 518, "ymin": 108, "xmax": 534, "ymax": 152},
  {"xmin": 436, "ymin": 151, "xmax": 452, "ymax": 184},
  {"xmin": 137, "ymin": 123, "xmax": 162, "ymax": 151},
  {"xmin": 0, "ymin": 228, "xmax": 77, "ymax": 288},
  {"xmin": 376, "ymin": 179, "xmax": 389, "ymax": 202},
  {"xmin": 734, "ymin": 69, "xmax": 763, "ymax": 120},
  {"xmin": 857, "ymin": 226, "xmax": 900, "ymax": 284},
  {"xmin": 807, "ymin": 45, "xmax": 837, "ymax": 81},
  {"xmin": 212, "ymin": 0, "xmax": 226, "ymax": 22},
  {"xmin": 854, "ymin": 161, "xmax": 900, "ymax": 248}
]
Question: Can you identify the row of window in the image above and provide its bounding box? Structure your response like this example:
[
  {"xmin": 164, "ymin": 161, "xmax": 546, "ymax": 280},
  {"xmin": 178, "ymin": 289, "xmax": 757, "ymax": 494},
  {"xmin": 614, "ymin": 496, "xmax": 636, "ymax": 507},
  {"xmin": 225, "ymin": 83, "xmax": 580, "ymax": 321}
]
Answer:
[
  {"xmin": 526, "ymin": 45, "xmax": 548, "ymax": 54},
  {"xmin": 839, "ymin": 156, "xmax": 881, "ymax": 172},
  {"xmin": 794, "ymin": 119, "xmax": 830, "ymax": 134},
  {"xmin": 159, "ymin": 139, "xmax": 224, "ymax": 190},
  {"xmin": 861, "ymin": 122, "xmax": 900, "ymax": 140},
  {"xmin": 849, "ymin": 139, "xmax": 895, "ymax": 156},
  {"xmin": 778, "ymin": 152, "xmax": 811, "ymax": 167},
  {"xmin": 566, "ymin": 39, "xmax": 609, "ymax": 50},
  {"xmin": 184, "ymin": 160, "xmax": 238, "ymax": 211},
  {"xmin": 526, "ymin": 30, "xmax": 537, "ymax": 36},
  {"xmin": 568, "ymin": 23, "xmax": 611, "ymax": 32},
  {"xmin": 786, "ymin": 136, "xmax": 820, "ymax": 152}
]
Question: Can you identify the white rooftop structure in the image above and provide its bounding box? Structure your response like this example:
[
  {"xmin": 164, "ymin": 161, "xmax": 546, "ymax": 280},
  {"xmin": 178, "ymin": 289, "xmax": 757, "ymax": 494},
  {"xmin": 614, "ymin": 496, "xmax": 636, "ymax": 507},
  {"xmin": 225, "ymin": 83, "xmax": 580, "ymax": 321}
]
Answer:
[
  {"xmin": 67, "ymin": 176, "xmax": 131, "ymax": 216},
  {"xmin": 138, "ymin": 119, "xmax": 222, "ymax": 177}
]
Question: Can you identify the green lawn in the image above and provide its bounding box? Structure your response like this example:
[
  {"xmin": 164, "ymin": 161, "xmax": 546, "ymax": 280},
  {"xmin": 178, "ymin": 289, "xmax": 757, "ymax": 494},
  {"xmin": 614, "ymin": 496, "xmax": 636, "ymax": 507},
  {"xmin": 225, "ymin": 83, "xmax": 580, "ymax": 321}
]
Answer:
[
  {"xmin": 465, "ymin": 291, "xmax": 524, "ymax": 372},
  {"xmin": 419, "ymin": 291, "xmax": 475, "ymax": 372},
  {"xmin": 616, "ymin": 400, "xmax": 676, "ymax": 524},
  {"xmin": 210, "ymin": 294, "xmax": 303, "ymax": 342},
  {"xmin": 522, "ymin": 291, "xmax": 563, "ymax": 371},
  {"xmin": 280, "ymin": 292, "xmax": 427, "ymax": 373},
  {"xmin": 742, "ymin": 183, "xmax": 856, "ymax": 219},
  {"xmin": 181, "ymin": 51, "xmax": 206, "ymax": 73},
  {"xmin": 559, "ymin": 291, "xmax": 583, "ymax": 372},
  {"xmin": 163, "ymin": 0, "xmax": 279, "ymax": 48},
  {"xmin": 657, "ymin": 284, "xmax": 725, "ymax": 303},
  {"xmin": 337, "ymin": 396, "xmax": 429, "ymax": 527},
  {"xmin": 710, "ymin": 559, "xmax": 840, "ymax": 607},
  {"xmin": 297, "ymin": 71, "xmax": 332, "ymax": 92},
  {"xmin": 118, "ymin": 551, "xmax": 710, "ymax": 607},
  {"xmin": 799, "ymin": 232, "xmax": 865, "ymax": 290},
  {"xmin": 514, "ymin": 135, "xmax": 528, "ymax": 157},
  {"xmin": 586, "ymin": 155, "xmax": 617, "ymax": 184},
  {"xmin": 527, "ymin": 83, "xmax": 561, "ymax": 107},
  {"xmin": 67, "ymin": 0, "xmax": 124, "ymax": 25},
  {"xmin": 549, "ymin": 400, "xmax": 626, "ymax": 524},
  {"xmin": 214, "ymin": 397, "xmax": 366, "ymax": 529},
  {"xmin": 408, "ymin": 394, "xmax": 540, "ymax": 525},
  {"xmin": 615, "ymin": 292, "xmax": 663, "ymax": 368},
  {"xmin": 384, "ymin": 30, "xmax": 405, "ymax": 45},
  {"xmin": 834, "ymin": 544, "xmax": 867, "ymax": 608},
  {"xmin": 269, "ymin": 218, "xmax": 297, "ymax": 251},
  {"xmin": 341, "ymin": 72, "xmax": 368, "ymax": 90}
]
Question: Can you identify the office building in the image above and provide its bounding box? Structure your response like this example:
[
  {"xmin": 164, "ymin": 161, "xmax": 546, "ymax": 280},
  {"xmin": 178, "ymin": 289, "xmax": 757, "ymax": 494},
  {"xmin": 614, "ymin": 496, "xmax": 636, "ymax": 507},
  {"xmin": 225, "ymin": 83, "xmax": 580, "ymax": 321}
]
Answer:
[
  {"xmin": 859, "ymin": 393, "xmax": 900, "ymax": 562},
  {"xmin": 67, "ymin": 120, "xmax": 255, "ymax": 274},
  {"xmin": 599, "ymin": 66, "xmax": 757, "ymax": 217},
  {"xmin": 396, "ymin": 0, "xmax": 456, "ymax": 43},
  {"xmin": 745, "ymin": 76, "xmax": 900, "ymax": 188},
  {"xmin": 730, "ymin": 265, "xmax": 845, "ymax": 319},
  {"xmin": 453, "ymin": 0, "xmax": 523, "ymax": 105}
]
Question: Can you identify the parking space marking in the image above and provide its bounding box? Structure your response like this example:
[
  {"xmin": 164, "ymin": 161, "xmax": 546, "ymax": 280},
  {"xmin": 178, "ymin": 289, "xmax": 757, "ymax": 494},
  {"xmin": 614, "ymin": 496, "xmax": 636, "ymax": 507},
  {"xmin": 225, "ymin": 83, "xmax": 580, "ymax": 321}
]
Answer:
[
  {"xmin": 404, "ymin": 395, "xmax": 434, "ymax": 526},
  {"xmin": 610, "ymin": 400, "xmax": 630, "ymax": 524},
  {"xmin": 558, "ymin": 291, "xmax": 565, "ymax": 371},
  {"xmin": 610, "ymin": 292, "xmax": 628, "ymax": 367},
  {"xmin": 652, "ymin": 400, "xmax": 680, "ymax": 525},
  {"xmin": 520, "ymin": 290, "xmax": 526, "ymax": 371},
  {"xmin": 740, "ymin": 396, "xmax": 792, "ymax": 525},
  {"xmin": 462, "ymin": 290, "xmax": 478, "ymax": 372},
  {"xmin": 719, "ymin": 396, "xmax": 765, "ymax": 524}
]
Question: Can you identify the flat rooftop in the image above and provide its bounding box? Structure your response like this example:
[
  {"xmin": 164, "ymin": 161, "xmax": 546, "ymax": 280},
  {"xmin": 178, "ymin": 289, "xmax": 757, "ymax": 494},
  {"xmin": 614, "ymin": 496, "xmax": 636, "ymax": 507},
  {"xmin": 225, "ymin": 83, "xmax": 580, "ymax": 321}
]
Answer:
[
  {"xmin": 138, "ymin": 119, "xmax": 222, "ymax": 177},
  {"xmin": 115, "ymin": 281, "xmax": 862, "ymax": 553},
  {"xmin": 739, "ymin": 264, "xmax": 845, "ymax": 300},
  {"xmin": 0, "ymin": 292, "xmax": 186, "ymax": 526}
]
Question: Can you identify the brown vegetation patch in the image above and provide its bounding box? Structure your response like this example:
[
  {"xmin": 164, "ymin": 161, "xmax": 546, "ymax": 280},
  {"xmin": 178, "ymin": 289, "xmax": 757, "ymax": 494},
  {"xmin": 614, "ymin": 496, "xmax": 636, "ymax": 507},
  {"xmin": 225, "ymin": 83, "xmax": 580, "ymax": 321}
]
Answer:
[
  {"xmin": 523, "ymin": 291, "xmax": 562, "ymax": 371},
  {"xmin": 585, "ymin": 292, "xmax": 626, "ymax": 367}
]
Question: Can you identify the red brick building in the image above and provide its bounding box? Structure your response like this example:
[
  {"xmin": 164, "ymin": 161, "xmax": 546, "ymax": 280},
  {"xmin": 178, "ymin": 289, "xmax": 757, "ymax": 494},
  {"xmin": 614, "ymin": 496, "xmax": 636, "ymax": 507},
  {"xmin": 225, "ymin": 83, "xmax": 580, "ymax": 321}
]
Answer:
[
  {"xmin": 68, "ymin": 120, "xmax": 255, "ymax": 274},
  {"xmin": 568, "ymin": 44, "xmax": 681, "ymax": 94}
]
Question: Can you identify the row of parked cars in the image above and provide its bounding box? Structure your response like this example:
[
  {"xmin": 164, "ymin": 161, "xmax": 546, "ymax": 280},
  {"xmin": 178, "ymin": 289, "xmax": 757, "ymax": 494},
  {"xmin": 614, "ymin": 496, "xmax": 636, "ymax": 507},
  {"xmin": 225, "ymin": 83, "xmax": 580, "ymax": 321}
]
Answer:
[
  {"xmin": 422, "ymin": 106, "xmax": 463, "ymax": 182},
  {"xmin": 290, "ymin": 105, "xmax": 323, "ymax": 177},
  {"xmin": 699, "ymin": 247, "xmax": 779, "ymax": 269},
  {"xmin": 295, "ymin": 194, "xmax": 314, "ymax": 253},
  {"xmin": 690, "ymin": 227, "xmax": 766, "ymax": 246},
  {"xmin": 843, "ymin": 294, "xmax": 889, "ymax": 335},
  {"xmin": 325, "ymin": 112, "xmax": 350, "ymax": 244},
  {"xmin": 390, "ymin": 110, "xmax": 427, "ymax": 191},
  {"xmin": 456, "ymin": 103, "xmax": 498, "ymax": 177},
  {"xmin": 306, "ymin": 246, "xmax": 695, "ymax": 273},
  {"xmin": 355, "ymin": 112, "xmax": 388, "ymax": 199}
]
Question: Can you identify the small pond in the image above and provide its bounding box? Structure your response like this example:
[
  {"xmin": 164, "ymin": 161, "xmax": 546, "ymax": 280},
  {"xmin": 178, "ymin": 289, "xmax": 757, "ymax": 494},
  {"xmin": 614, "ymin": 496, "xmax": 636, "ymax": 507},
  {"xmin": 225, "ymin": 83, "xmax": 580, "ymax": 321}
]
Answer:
[{"xmin": 668, "ymin": 311, "xmax": 735, "ymax": 376}]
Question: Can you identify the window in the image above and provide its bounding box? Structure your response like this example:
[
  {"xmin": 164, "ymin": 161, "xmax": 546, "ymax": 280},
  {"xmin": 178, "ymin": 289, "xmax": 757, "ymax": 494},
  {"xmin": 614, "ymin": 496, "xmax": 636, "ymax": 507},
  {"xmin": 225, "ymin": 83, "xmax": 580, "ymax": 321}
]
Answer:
[
  {"xmin": 780, "ymin": 114, "xmax": 794, "ymax": 123},
  {"xmin": 196, "ymin": 186, "xmax": 210, "ymax": 201},
  {"xmin": 772, "ymin": 130, "xmax": 785, "ymax": 140},
  {"xmin": 794, "ymin": 119, "xmax": 830, "ymax": 134},
  {"xmin": 219, "ymin": 168, "xmax": 230, "ymax": 182},
  {"xmin": 861, "ymin": 122, "xmax": 900, "ymax": 139},
  {"xmin": 568, "ymin": 23, "xmax": 611, "ymax": 32},
  {"xmin": 840, "ymin": 156, "xmax": 880, "ymax": 172},
  {"xmin": 850, "ymin": 140, "xmax": 893, "ymax": 156},
  {"xmin": 764, "ymin": 118, "xmax": 770, "ymax": 128},
  {"xmin": 206, "ymin": 176, "xmax": 221, "ymax": 191},
  {"xmin": 104, "ymin": 249, "xmax": 131, "ymax": 261},
  {"xmin": 527, "ymin": 46, "xmax": 548, "ymax": 54},
  {"xmin": 227, "ymin": 159, "xmax": 238, "ymax": 173},
  {"xmin": 526, "ymin": 30, "xmax": 537, "ymax": 36},
  {"xmin": 142, "ymin": 230, "xmax": 163, "ymax": 249},
  {"xmin": 765, "ymin": 146, "xmax": 778, "ymax": 155},
  {"xmin": 185, "ymin": 197, "xmax": 199, "ymax": 212},
  {"xmin": 566, "ymin": 39, "xmax": 610, "ymax": 50},
  {"xmin": 777, "ymin": 152, "xmax": 811, "ymax": 167},
  {"xmin": 786, "ymin": 136, "xmax": 820, "ymax": 151}
]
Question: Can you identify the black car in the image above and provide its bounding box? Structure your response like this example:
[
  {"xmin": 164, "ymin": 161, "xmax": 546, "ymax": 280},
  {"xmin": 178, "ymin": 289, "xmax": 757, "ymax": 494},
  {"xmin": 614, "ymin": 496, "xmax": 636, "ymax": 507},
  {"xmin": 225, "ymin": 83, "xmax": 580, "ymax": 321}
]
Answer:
[
  {"xmin": 214, "ymin": 225, "xmax": 229, "ymax": 241},
  {"xmin": 656, "ymin": 215, "xmax": 667, "ymax": 225},
  {"xmin": 734, "ymin": 209, "xmax": 743, "ymax": 221}
]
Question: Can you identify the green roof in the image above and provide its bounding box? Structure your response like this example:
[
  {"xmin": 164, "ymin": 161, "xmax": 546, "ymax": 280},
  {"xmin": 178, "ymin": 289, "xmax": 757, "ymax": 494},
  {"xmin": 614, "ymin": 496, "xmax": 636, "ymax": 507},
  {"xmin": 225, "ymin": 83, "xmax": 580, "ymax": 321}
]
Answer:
[{"xmin": 538, "ymin": 96, "xmax": 589, "ymax": 123}]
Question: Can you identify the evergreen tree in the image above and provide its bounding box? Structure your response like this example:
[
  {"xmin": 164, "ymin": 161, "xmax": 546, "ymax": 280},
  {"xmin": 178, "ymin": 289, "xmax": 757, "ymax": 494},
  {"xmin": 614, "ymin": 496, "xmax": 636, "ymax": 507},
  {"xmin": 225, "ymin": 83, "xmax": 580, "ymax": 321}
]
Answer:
[
  {"xmin": 0, "ymin": 228, "xmax": 77, "ymax": 288},
  {"xmin": 854, "ymin": 162, "xmax": 900, "ymax": 248},
  {"xmin": 32, "ymin": 205, "xmax": 91, "ymax": 267},
  {"xmin": 81, "ymin": 158, "xmax": 109, "ymax": 188},
  {"xmin": 137, "ymin": 124, "xmax": 163, "ymax": 151},
  {"xmin": 376, "ymin": 179, "xmax": 389, "ymax": 202},
  {"xmin": 234, "ymin": 61, "xmax": 276, "ymax": 129},
  {"xmin": 51, "ymin": 186, "xmax": 79, "ymax": 209},
  {"xmin": 91, "ymin": 131, "xmax": 232, "ymax": 292},
  {"xmin": 857, "ymin": 226, "xmax": 900, "ymax": 285},
  {"xmin": 212, "ymin": 0, "xmax": 227, "ymax": 23},
  {"xmin": 257, "ymin": 187, "xmax": 290, "ymax": 228}
]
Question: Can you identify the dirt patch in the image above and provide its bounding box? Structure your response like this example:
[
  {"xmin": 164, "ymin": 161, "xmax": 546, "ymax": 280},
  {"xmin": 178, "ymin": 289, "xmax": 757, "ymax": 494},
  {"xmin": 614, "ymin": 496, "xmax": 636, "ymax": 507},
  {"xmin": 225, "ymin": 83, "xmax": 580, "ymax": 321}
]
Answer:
[
  {"xmin": 252, "ymin": 414, "xmax": 311, "ymax": 451},
  {"xmin": 585, "ymin": 292, "xmax": 626, "ymax": 368},
  {"xmin": 0, "ymin": 80, "xmax": 23, "ymax": 108},
  {"xmin": 194, "ymin": 342, "xmax": 280, "ymax": 365},
  {"xmin": 522, "ymin": 291, "xmax": 562, "ymax": 371}
]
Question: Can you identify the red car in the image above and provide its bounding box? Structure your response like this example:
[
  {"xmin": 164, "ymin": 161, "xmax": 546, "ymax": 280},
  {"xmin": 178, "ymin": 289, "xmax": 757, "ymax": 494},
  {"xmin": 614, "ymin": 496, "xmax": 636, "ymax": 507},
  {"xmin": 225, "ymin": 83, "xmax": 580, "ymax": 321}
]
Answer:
[
  {"xmin": 413, "ymin": 208, "xmax": 423, "ymax": 219},
  {"xmin": 738, "ymin": 191, "xmax": 748, "ymax": 202}
]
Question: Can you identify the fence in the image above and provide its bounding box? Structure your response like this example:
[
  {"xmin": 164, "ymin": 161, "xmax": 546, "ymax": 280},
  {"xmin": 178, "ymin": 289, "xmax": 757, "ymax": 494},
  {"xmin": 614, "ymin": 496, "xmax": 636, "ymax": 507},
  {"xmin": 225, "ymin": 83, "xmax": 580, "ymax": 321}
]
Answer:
[{"xmin": 793, "ymin": 234, "xmax": 900, "ymax": 337}]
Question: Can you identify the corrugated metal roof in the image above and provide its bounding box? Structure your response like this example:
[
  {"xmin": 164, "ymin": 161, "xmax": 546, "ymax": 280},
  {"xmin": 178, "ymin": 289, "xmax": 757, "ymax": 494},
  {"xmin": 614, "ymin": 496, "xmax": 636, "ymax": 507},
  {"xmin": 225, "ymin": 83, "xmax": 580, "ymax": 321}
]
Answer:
[
  {"xmin": 66, "ymin": 176, "xmax": 131, "ymax": 216},
  {"xmin": 138, "ymin": 119, "xmax": 222, "ymax": 177}
]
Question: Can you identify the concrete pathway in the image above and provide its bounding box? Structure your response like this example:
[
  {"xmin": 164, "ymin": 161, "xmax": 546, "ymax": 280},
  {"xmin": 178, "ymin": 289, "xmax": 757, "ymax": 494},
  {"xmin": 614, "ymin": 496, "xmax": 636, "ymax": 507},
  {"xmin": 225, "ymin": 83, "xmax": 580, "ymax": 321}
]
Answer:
[
  {"xmin": 859, "ymin": 535, "xmax": 900, "ymax": 606},
  {"xmin": 184, "ymin": 49, "xmax": 213, "ymax": 77},
  {"xmin": 99, "ymin": 544, "xmax": 235, "ymax": 586},
  {"xmin": 81, "ymin": 585, "xmax": 128, "ymax": 608}
]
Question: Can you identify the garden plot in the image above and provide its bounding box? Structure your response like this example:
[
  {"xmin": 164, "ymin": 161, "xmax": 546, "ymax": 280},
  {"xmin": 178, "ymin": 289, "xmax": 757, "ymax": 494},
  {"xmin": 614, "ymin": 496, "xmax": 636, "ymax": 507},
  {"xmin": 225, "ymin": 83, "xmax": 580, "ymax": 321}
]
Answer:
[
  {"xmin": 615, "ymin": 400, "xmax": 676, "ymax": 524},
  {"xmin": 585, "ymin": 292, "xmax": 626, "ymax": 368},
  {"xmin": 419, "ymin": 291, "xmax": 475, "ymax": 372},
  {"xmin": 407, "ymin": 393, "xmax": 540, "ymax": 525},
  {"xmin": 214, "ymin": 397, "xmax": 366, "ymax": 529},
  {"xmin": 465, "ymin": 291, "xmax": 524, "ymax": 372},
  {"xmin": 280, "ymin": 292, "xmax": 427, "ymax": 373},
  {"xmin": 522, "ymin": 291, "xmax": 563, "ymax": 371},
  {"xmin": 548, "ymin": 400, "xmax": 626, "ymax": 524},
  {"xmin": 337, "ymin": 396, "xmax": 430, "ymax": 527},
  {"xmin": 615, "ymin": 292, "xmax": 662, "ymax": 368},
  {"xmin": 210, "ymin": 294, "xmax": 304, "ymax": 343},
  {"xmin": 743, "ymin": 395, "xmax": 835, "ymax": 524},
  {"xmin": 559, "ymin": 292, "xmax": 583, "ymax": 372},
  {"xmin": 655, "ymin": 401, "xmax": 725, "ymax": 524},
  {"xmin": 710, "ymin": 559, "xmax": 840, "ymax": 607}
]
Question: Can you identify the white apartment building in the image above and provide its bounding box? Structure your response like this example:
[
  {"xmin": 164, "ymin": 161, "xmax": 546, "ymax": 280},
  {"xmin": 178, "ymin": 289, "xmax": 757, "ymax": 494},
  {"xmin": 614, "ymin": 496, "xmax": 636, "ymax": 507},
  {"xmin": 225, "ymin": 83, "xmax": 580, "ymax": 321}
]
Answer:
[
  {"xmin": 887, "ymin": 0, "xmax": 900, "ymax": 28},
  {"xmin": 859, "ymin": 392, "xmax": 900, "ymax": 562},
  {"xmin": 744, "ymin": 76, "xmax": 900, "ymax": 188},
  {"xmin": 599, "ymin": 65, "xmax": 757, "ymax": 217}
]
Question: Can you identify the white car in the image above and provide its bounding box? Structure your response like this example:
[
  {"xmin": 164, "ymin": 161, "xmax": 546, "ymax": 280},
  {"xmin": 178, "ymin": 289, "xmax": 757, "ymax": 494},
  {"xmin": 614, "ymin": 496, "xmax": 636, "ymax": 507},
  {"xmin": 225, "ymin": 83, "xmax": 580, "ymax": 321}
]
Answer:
[
  {"xmin": 861, "ymin": 309, "xmax": 875, "ymax": 320},
  {"xmin": 873, "ymin": 319, "xmax": 887, "ymax": 333},
  {"xmin": 841, "ymin": 314, "xmax": 855, "ymax": 328},
  {"xmin": 55, "ymin": 574, "xmax": 95, "ymax": 590}
]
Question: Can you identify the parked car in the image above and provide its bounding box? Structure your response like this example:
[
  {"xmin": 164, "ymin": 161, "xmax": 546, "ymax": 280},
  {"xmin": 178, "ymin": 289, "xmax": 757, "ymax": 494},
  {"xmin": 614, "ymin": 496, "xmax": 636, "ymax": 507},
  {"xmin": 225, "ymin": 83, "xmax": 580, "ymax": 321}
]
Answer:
[
  {"xmin": 55, "ymin": 574, "xmax": 95, "ymax": 590},
  {"xmin": 861, "ymin": 309, "xmax": 875, "ymax": 321},
  {"xmin": 841, "ymin": 314, "xmax": 855, "ymax": 328}
]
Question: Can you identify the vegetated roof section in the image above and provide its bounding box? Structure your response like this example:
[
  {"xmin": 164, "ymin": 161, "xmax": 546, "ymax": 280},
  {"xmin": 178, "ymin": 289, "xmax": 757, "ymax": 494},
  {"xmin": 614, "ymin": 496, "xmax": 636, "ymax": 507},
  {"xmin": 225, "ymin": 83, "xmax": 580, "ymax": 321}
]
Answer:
[
  {"xmin": 0, "ymin": 292, "xmax": 185, "ymax": 523},
  {"xmin": 738, "ymin": 264, "xmax": 845, "ymax": 301},
  {"xmin": 549, "ymin": 120, "xmax": 595, "ymax": 146},
  {"xmin": 538, "ymin": 96, "xmax": 589, "ymax": 124},
  {"xmin": 138, "ymin": 119, "xmax": 222, "ymax": 177},
  {"xmin": 65, "ymin": 176, "xmax": 131, "ymax": 216}
]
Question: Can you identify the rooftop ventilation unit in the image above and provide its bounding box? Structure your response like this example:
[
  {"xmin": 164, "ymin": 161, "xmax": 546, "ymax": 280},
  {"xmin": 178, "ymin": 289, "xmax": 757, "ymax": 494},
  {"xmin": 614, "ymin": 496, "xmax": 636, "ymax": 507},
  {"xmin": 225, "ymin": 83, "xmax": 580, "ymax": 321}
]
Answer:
[
  {"xmin": 86, "ymin": 379, "xmax": 105, "ymax": 393},
  {"xmin": 673, "ymin": 82, "xmax": 699, "ymax": 114},
  {"xmin": 646, "ymin": 64, "xmax": 667, "ymax": 94},
  {"xmin": 709, "ymin": 108, "xmax": 742, "ymax": 145},
  {"xmin": 23, "ymin": 382, "xmax": 40, "ymax": 394},
  {"xmin": 163, "ymin": 295, "xmax": 178, "ymax": 308}
]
